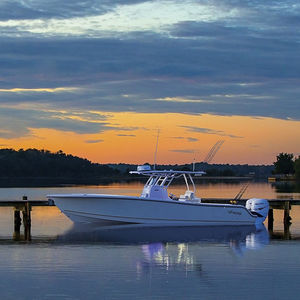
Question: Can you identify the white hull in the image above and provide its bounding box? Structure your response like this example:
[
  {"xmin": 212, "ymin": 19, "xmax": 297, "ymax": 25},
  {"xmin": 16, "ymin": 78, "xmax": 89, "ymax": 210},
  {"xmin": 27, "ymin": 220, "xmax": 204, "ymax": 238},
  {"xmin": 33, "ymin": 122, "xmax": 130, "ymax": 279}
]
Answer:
[{"xmin": 49, "ymin": 194, "xmax": 259, "ymax": 226}]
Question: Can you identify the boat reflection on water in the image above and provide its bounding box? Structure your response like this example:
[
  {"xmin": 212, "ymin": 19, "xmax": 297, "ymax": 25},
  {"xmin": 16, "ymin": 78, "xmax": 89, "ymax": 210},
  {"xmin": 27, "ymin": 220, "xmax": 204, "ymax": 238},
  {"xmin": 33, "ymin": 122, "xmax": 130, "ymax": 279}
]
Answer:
[
  {"xmin": 58, "ymin": 223, "xmax": 268, "ymax": 249},
  {"xmin": 229, "ymin": 224, "xmax": 269, "ymax": 256},
  {"xmin": 57, "ymin": 224, "xmax": 269, "ymax": 274}
]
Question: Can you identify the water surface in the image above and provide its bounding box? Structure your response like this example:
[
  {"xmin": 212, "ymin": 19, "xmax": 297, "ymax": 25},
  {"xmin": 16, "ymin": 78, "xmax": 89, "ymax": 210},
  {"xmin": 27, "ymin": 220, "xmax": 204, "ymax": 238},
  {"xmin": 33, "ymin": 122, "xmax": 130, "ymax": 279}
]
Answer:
[{"xmin": 0, "ymin": 181, "xmax": 299, "ymax": 299}]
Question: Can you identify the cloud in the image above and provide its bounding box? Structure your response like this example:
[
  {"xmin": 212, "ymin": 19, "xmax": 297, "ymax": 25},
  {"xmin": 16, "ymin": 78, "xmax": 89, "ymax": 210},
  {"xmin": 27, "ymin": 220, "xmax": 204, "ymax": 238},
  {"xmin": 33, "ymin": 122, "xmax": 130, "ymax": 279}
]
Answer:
[
  {"xmin": 169, "ymin": 149, "xmax": 195, "ymax": 154},
  {"xmin": 0, "ymin": 32, "xmax": 299, "ymax": 120},
  {"xmin": 117, "ymin": 134, "xmax": 136, "ymax": 137},
  {"xmin": 0, "ymin": 0, "xmax": 299, "ymax": 142},
  {"xmin": 181, "ymin": 126, "xmax": 243, "ymax": 139},
  {"xmin": 0, "ymin": 107, "xmax": 115, "ymax": 138},
  {"xmin": 0, "ymin": 87, "xmax": 79, "ymax": 93},
  {"xmin": 0, "ymin": 1, "xmax": 147, "ymax": 21},
  {"xmin": 0, "ymin": 103, "xmax": 151, "ymax": 139},
  {"xmin": 0, "ymin": 1, "xmax": 239, "ymax": 37},
  {"xmin": 171, "ymin": 136, "xmax": 198, "ymax": 142},
  {"xmin": 115, "ymin": 126, "xmax": 147, "ymax": 132},
  {"xmin": 187, "ymin": 137, "xmax": 198, "ymax": 142},
  {"xmin": 85, "ymin": 139, "xmax": 104, "ymax": 143}
]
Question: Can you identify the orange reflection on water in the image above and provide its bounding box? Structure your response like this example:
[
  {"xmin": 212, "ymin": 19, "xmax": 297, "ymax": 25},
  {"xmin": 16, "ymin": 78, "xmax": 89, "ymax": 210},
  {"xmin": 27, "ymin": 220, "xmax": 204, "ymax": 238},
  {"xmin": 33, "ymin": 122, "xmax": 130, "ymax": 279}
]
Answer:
[{"xmin": 31, "ymin": 206, "xmax": 73, "ymax": 236}]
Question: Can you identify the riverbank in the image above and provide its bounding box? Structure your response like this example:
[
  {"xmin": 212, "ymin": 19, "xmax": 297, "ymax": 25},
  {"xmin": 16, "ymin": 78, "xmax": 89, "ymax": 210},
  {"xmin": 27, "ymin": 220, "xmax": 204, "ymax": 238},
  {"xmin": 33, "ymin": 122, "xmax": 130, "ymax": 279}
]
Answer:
[{"xmin": 0, "ymin": 175, "xmax": 264, "ymax": 187}]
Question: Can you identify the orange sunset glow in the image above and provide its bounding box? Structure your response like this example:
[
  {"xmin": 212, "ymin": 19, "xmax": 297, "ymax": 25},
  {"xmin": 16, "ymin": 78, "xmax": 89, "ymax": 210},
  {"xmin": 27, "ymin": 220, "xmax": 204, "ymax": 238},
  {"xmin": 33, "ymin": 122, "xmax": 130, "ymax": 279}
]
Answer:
[{"xmin": 1, "ymin": 112, "xmax": 299, "ymax": 165}]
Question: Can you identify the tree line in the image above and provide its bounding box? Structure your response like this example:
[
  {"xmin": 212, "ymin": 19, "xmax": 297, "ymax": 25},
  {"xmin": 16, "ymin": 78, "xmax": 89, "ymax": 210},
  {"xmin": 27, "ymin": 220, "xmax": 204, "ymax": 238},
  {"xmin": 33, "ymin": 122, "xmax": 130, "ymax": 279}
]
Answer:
[
  {"xmin": 1, "ymin": 148, "xmax": 298, "ymax": 181},
  {"xmin": 273, "ymin": 153, "xmax": 300, "ymax": 179},
  {"xmin": 0, "ymin": 148, "xmax": 119, "ymax": 178}
]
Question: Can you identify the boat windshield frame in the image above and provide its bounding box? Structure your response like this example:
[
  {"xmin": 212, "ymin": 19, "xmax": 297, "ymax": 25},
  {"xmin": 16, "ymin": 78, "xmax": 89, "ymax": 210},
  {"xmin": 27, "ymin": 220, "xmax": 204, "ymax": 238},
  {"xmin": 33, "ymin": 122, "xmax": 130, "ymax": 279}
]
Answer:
[{"xmin": 130, "ymin": 170, "xmax": 205, "ymax": 193}]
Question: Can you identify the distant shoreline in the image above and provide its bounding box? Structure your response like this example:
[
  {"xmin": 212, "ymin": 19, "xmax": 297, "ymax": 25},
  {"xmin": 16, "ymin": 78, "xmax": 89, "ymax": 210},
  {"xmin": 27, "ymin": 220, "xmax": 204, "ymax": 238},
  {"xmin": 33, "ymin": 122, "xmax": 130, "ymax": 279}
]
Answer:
[
  {"xmin": 0, "ymin": 149, "xmax": 274, "ymax": 186},
  {"xmin": 0, "ymin": 176, "xmax": 135, "ymax": 187},
  {"xmin": 0, "ymin": 175, "xmax": 263, "ymax": 188}
]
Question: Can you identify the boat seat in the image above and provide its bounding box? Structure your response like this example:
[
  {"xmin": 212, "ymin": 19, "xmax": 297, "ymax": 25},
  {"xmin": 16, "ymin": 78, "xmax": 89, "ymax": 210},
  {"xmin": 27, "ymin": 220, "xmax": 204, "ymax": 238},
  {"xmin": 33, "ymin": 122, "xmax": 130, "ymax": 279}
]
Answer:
[
  {"xmin": 179, "ymin": 191, "xmax": 200, "ymax": 202},
  {"xmin": 179, "ymin": 191, "xmax": 195, "ymax": 201},
  {"xmin": 190, "ymin": 197, "xmax": 201, "ymax": 203}
]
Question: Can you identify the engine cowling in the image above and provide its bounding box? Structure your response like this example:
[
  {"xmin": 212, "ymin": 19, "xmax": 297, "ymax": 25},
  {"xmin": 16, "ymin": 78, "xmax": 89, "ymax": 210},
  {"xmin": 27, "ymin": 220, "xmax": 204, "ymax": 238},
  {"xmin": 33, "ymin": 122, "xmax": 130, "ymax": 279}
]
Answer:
[{"xmin": 246, "ymin": 198, "xmax": 269, "ymax": 223}]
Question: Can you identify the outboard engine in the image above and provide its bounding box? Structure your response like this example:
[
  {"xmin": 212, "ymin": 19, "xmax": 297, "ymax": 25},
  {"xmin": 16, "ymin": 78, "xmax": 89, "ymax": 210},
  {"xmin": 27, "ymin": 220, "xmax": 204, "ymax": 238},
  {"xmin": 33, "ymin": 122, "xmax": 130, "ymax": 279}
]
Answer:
[{"xmin": 246, "ymin": 198, "xmax": 269, "ymax": 223}]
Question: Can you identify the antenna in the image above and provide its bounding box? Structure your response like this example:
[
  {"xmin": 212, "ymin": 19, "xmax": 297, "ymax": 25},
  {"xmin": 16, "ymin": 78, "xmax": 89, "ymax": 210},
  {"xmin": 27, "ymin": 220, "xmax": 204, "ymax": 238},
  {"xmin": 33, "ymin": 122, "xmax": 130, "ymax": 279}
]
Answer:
[
  {"xmin": 192, "ymin": 150, "xmax": 196, "ymax": 171},
  {"xmin": 234, "ymin": 182, "xmax": 250, "ymax": 200},
  {"xmin": 153, "ymin": 129, "xmax": 160, "ymax": 170},
  {"xmin": 203, "ymin": 140, "xmax": 225, "ymax": 164}
]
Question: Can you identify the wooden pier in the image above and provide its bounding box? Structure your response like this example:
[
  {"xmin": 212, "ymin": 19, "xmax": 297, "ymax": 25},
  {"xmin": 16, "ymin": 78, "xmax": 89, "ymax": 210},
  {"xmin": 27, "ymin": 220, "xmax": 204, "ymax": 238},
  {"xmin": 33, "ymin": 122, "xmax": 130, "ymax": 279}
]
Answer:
[
  {"xmin": 0, "ymin": 196, "xmax": 299, "ymax": 241},
  {"xmin": 0, "ymin": 196, "xmax": 51, "ymax": 241}
]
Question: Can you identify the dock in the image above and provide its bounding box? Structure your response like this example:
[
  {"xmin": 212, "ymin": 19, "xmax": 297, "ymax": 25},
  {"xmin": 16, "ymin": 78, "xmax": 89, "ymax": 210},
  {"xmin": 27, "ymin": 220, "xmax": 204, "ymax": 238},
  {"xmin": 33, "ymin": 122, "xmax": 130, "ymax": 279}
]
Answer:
[
  {"xmin": 0, "ymin": 196, "xmax": 299, "ymax": 241},
  {"xmin": 0, "ymin": 196, "xmax": 52, "ymax": 241}
]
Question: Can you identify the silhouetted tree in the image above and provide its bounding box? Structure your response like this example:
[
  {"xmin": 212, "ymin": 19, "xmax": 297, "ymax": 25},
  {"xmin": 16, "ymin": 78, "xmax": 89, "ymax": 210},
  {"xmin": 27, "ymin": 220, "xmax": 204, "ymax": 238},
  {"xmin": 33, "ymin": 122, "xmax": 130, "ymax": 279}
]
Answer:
[
  {"xmin": 273, "ymin": 153, "xmax": 295, "ymax": 175},
  {"xmin": 295, "ymin": 156, "xmax": 300, "ymax": 179}
]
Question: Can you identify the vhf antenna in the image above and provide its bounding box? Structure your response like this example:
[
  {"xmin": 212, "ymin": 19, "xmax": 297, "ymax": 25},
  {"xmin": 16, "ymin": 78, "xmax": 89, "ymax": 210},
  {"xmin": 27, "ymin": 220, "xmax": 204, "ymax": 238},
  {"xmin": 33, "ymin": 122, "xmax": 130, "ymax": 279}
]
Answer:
[
  {"xmin": 192, "ymin": 150, "xmax": 196, "ymax": 171},
  {"xmin": 203, "ymin": 140, "xmax": 225, "ymax": 164},
  {"xmin": 234, "ymin": 182, "xmax": 250, "ymax": 201},
  {"xmin": 153, "ymin": 129, "xmax": 160, "ymax": 170}
]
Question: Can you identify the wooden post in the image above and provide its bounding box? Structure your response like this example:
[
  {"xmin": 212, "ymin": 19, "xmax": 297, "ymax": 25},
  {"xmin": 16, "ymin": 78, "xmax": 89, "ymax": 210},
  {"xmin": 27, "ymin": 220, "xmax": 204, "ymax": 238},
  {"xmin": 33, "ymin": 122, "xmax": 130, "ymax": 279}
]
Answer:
[
  {"xmin": 283, "ymin": 201, "xmax": 291, "ymax": 240},
  {"xmin": 284, "ymin": 201, "xmax": 292, "ymax": 225},
  {"xmin": 22, "ymin": 202, "xmax": 31, "ymax": 241},
  {"xmin": 13, "ymin": 209, "xmax": 22, "ymax": 240},
  {"xmin": 14, "ymin": 209, "xmax": 21, "ymax": 230},
  {"xmin": 268, "ymin": 209, "xmax": 274, "ymax": 232},
  {"xmin": 284, "ymin": 222, "xmax": 291, "ymax": 240}
]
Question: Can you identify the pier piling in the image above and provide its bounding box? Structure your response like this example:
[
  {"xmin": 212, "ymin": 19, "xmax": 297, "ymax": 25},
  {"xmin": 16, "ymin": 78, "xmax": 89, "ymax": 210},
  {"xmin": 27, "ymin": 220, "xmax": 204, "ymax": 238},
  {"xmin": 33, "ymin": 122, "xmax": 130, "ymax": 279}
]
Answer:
[
  {"xmin": 11, "ymin": 198, "xmax": 32, "ymax": 241},
  {"xmin": 268, "ymin": 209, "xmax": 274, "ymax": 231},
  {"xmin": 283, "ymin": 201, "xmax": 292, "ymax": 239},
  {"xmin": 284, "ymin": 201, "xmax": 292, "ymax": 225},
  {"xmin": 22, "ymin": 202, "xmax": 31, "ymax": 241},
  {"xmin": 14, "ymin": 209, "xmax": 21, "ymax": 229},
  {"xmin": 13, "ymin": 209, "xmax": 22, "ymax": 240}
]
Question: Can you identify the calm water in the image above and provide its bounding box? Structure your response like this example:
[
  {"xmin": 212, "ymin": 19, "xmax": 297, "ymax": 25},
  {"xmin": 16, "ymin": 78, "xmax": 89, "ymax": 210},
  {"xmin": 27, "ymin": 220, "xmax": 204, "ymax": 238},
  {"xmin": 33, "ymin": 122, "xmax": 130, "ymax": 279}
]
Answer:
[{"xmin": 0, "ymin": 181, "xmax": 300, "ymax": 300}]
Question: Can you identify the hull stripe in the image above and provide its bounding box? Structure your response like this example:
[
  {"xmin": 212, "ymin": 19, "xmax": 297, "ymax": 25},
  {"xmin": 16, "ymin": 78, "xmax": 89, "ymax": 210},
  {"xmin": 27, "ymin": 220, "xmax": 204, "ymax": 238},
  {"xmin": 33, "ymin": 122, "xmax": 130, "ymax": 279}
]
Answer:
[{"xmin": 64, "ymin": 209, "xmax": 255, "ymax": 224}]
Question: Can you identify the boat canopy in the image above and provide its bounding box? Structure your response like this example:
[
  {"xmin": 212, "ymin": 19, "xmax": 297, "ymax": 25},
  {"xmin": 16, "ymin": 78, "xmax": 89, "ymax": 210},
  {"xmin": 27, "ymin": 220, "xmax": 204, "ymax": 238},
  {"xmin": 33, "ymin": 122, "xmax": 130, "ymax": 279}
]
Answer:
[
  {"xmin": 130, "ymin": 169, "xmax": 206, "ymax": 177},
  {"xmin": 130, "ymin": 167, "xmax": 205, "ymax": 201}
]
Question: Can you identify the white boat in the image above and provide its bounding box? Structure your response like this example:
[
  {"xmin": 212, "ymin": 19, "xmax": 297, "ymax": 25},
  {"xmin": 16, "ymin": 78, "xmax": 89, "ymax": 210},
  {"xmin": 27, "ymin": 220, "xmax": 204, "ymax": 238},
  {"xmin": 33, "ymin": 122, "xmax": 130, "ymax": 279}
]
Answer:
[{"xmin": 47, "ymin": 165, "xmax": 269, "ymax": 226}]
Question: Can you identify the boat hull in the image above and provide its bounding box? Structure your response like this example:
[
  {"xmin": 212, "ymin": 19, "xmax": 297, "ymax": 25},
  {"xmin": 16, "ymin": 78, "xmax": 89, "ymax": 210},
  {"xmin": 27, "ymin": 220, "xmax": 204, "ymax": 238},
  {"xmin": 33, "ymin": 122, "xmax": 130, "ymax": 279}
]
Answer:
[{"xmin": 49, "ymin": 194, "xmax": 258, "ymax": 226}]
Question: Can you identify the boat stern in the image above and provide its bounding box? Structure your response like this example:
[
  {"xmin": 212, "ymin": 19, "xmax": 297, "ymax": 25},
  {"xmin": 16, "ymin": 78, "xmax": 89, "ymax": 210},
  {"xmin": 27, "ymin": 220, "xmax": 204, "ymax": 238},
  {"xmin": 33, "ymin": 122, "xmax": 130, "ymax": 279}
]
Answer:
[{"xmin": 246, "ymin": 198, "xmax": 269, "ymax": 223}]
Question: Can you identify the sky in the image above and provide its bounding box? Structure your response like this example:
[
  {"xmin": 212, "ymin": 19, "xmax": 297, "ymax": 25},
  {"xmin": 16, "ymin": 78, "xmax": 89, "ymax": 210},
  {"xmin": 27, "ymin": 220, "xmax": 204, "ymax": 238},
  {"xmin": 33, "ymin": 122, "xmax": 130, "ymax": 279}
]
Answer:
[{"xmin": 0, "ymin": 0, "xmax": 299, "ymax": 165}]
